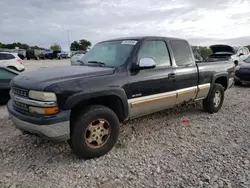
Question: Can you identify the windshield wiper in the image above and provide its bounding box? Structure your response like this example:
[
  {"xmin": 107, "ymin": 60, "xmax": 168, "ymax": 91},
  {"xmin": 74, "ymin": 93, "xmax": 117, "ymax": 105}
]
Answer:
[{"xmin": 87, "ymin": 61, "xmax": 106, "ymax": 67}]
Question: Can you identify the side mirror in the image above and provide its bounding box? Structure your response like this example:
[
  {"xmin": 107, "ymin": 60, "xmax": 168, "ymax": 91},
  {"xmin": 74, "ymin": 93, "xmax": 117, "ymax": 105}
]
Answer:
[
  {"xmin": 239, "ymin": 53, "xmax": 244, "ymax": 56},
  {"xmin": 139, "ymin": 58, "xmax": 156, "ymax": 69}
]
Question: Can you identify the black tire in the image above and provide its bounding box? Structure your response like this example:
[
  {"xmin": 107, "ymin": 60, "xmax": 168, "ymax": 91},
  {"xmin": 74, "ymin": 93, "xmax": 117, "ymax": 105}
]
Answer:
[
  {"xmin": 35, "ymin": 56, "xmax": 39, "ymax": 60},
  {"xmin": 69, "ymin": 105, "xmax": 120, "ymax": 159},
  {"xmin": 27, "ymin": 57, "xmax": 30, "ymax": 60},
  {"xmin": 203, "ymin": 83, "xmax": 224, "ymax": 113}
]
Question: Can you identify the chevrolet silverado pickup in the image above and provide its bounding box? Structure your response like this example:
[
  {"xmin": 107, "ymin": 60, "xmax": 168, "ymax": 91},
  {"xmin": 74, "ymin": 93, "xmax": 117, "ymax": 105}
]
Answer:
[{"xmin": 7, "ymin": 36, "xmax": 235, "ymax": 159}]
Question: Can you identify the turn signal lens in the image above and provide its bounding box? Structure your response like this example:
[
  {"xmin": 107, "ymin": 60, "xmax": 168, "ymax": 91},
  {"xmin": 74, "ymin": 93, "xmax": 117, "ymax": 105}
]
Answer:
[
  {"xmin": 45, "ymin": 107, "xmax": 59, "ymax": 115},
  {"xmin": 29, "ymin": 106, "xmax": 59, "ymax": 115}
]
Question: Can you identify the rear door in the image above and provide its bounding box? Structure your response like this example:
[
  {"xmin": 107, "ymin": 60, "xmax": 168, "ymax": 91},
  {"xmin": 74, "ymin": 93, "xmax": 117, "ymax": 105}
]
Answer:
[
  {"xmin": 128, "ymin": 39, "xmax": 177, "ymax": 118},
  {"xmin": 168, "ymin": 40, "xmax": 199, "ymax": 104}
]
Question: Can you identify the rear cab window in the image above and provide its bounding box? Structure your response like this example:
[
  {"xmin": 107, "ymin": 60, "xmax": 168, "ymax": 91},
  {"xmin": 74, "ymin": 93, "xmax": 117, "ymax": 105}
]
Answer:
[
  {"xmin": 138, "ymin": 40, "xmax": 171, "ymax": 67},
  {"xmin": 169, "ymin": 40, "xmax": 194, "ymax": 66}
]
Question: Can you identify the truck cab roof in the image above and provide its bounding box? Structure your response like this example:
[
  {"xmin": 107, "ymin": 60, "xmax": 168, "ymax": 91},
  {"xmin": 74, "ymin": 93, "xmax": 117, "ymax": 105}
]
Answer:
[{"xmin": 99, "ymin": 36, "xmax": 185, "ymax": 43}]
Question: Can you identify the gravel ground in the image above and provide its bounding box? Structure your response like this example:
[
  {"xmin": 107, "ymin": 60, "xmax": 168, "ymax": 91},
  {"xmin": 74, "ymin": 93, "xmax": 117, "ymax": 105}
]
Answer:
[{"xmin": 0, "ymin": 60, "xmax": 250, "ymax": 188}]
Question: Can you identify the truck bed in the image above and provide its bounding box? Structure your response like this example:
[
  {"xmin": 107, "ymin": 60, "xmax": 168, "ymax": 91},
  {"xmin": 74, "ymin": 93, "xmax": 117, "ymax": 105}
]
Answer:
[{"xmin": 196, "ymin": 60, "xmax": 234, "ymax": 87}]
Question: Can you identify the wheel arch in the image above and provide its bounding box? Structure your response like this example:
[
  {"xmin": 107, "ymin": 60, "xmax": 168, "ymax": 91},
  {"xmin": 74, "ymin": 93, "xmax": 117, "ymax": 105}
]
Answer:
[
  {"xmin": 212, "ymin": 73, "xmax": 228, "ymax": 91},
  {"xmin": 66, "ymin": 89, "xmax": 129, "ymax": 123}
]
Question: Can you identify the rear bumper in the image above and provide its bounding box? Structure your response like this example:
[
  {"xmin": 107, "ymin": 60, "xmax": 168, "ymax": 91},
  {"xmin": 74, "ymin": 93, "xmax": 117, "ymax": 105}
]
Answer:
[{"xmin": 7, "ymin": 100, "xmax": 70, "ymax": 141}]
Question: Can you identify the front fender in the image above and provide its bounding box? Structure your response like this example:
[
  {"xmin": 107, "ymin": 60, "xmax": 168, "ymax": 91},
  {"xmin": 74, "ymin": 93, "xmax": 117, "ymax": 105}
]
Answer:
[{"xmin": 64, "ymin": 88, "xmax": 129, "ymax": 119}]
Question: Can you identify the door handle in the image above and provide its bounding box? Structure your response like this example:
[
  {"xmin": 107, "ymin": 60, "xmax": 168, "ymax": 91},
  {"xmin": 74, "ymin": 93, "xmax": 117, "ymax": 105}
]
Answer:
[{"xmin": 168, "ymin": 73, "xmax": 176, "ymax": 79}]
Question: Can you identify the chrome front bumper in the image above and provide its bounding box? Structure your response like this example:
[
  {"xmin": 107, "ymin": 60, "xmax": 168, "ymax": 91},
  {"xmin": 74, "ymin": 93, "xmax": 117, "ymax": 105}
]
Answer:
[{"xmin": 9, "ymin": 113, "xmax": 70, "ymax": 141}]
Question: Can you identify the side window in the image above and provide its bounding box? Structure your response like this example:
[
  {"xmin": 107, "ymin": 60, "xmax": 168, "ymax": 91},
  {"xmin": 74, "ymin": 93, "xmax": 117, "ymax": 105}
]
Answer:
[
  {"xmin": 138, "ymin": 40, "xmax": 171, "ymax": 67},
  {"xmin": 0, "ymin": 68, "xmax": 16, "ymax": 79},
  {"xmin": 4, "ymin": 54, "xmax": 15, "ymax": 60},
  {"xmin": 170, "ymin": 40, "xmax": 193, "ymax": 66}
]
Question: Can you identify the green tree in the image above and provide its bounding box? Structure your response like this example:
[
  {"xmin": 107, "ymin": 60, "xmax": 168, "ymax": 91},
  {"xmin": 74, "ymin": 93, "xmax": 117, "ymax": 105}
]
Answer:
[
  {"xmin": 70, "ymin": 39, "xmax": 91, "ymax": 51},
  {"xmin": 70, "ymin": 41, "xmax": 80, "ymax": 51},
  {"xmin": 192, "ymin": 46, "xmax": 212, "ymax": 60},
  {"xmin": 50, "ymin": 43, "xmax": 61, "ymax": 51},
  {"xmin": 79, "ymin": 39, "xmax": 91, "ymax": 51}
]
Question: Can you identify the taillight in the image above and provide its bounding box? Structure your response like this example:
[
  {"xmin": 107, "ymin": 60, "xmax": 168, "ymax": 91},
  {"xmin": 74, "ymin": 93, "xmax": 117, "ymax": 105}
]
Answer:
[{"xmin": 17, "ymin": 59, "xmax": 22, "ymax": 64}]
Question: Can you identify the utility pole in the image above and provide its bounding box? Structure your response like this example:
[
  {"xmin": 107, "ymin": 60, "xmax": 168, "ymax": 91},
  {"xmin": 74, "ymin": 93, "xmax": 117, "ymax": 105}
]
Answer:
[{"xmin": 67, "ymin": 30, "xmax": 70, "ymax": 52}]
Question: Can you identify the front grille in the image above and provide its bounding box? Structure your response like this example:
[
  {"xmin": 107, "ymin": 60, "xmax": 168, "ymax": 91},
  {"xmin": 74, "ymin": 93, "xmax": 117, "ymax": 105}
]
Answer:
[
  {"xmin": 12, "ymin": 87, "xmax": 28, "ymax": 98},
  {"xmin": 13, "ymin": 101, "xmax": 29, "ymax": 112}
]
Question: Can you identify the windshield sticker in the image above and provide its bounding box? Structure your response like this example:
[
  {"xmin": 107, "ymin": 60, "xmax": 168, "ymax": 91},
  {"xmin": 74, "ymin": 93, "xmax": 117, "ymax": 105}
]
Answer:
[{"xmin": 121, "ymin": 40, "xmax": 137, "ymax": 45}]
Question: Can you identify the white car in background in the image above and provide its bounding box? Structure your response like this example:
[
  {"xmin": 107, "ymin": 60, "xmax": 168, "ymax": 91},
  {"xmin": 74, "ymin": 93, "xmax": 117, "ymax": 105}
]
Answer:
[
  {"xmin": 208, "ymin": 45, "xmax": 249, "ymax": 65},
  {"xmin": 0, "ymin": 52, "xmax": 25, "ymax": 72},
  {"xmin": 70, "ymin": 51, "xmax": 86, "ymax": 66}
]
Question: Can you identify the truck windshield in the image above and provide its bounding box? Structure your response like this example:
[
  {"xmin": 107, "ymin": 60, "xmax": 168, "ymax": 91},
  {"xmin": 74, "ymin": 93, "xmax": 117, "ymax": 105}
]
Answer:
[{"xmin": 81, "ymin": 40, "xmax": 136, "ymax": 67}]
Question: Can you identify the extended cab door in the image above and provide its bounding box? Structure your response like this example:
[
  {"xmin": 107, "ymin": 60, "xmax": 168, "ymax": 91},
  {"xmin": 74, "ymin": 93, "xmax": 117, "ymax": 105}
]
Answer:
[
  {"xmin": 168, "ymin": 40, "xmax": 199, "ymax": 104},
  {"xmin": 127, "ymin": 40, "xmax": 177, "ymax": 118}
]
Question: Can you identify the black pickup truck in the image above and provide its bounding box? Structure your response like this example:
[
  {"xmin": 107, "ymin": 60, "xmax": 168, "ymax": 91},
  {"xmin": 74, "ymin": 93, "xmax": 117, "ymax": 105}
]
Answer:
[{"xmin": 7, "ymin": 36, "xmax": 235, "ymax": 159}]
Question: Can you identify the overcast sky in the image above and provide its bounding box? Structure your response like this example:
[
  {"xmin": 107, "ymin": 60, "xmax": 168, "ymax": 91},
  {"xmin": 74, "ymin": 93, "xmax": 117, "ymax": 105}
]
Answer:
[{"xmin": 0, "ymin": 0, "xmax": 250, "ymax": 50}]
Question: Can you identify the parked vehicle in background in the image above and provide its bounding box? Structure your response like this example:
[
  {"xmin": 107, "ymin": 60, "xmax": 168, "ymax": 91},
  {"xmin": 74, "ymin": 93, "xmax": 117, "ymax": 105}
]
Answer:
[
  {"xmin": 49, "ymin": 50, "xmax": 61, "ymax": 59},
  {"xmin": 58, "ymin": 51, "xmax": 68, "ymax": 59},
  {"xmin": 70, "ymin": 53, "xmax": 85, "ymax": 66},
  {"xmin": 39, "ymin": 49, "xmax": 53, "ymax": 59},
  {"xmin": 26, "ymin": 49, "xmax": 42, "ymax": 60},
  {"xmin": 0, "ymin": 67, "xmax": 19, "ymax": 104},
  {"xmin": 234, "ymin": 56, "xmax": 250, "ymax": 85},
  {"xmin": 7, "ymin": 36, "xmax": 235, "ymax": 159},
  {"xmin": 0, "ymin": 52, "xmax": 25, "ymax": 72},
  {"xmin": 11, "ymin": 49, "xmax": 26, "ymax": 60},
  {"xmin": 207, "ymin": 45, "xmax": 249, "ymax": 65},
  {"xmin": 70, "ymin": 51, "xmax": 86, "ymax": 66},
  {"xmin": 0, "ymin": 48, "xmax": 12, "ymax": 53}
]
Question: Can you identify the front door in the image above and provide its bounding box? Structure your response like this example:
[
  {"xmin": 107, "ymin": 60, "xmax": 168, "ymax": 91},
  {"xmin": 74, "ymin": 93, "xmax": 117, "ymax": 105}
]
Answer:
[{"xmin": 127, "ymin": 40, "xmax": 177, "ymax": 118}]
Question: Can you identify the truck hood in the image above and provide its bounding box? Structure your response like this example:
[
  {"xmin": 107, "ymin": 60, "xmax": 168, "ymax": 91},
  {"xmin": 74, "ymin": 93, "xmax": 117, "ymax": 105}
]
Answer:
[
  {"xmin": 210, "ymin": 45, "xmax": 235, "ymax": 54},
  {"xmin": 12, "ymin": 66, "xmax": 115, "ymax": 90}
]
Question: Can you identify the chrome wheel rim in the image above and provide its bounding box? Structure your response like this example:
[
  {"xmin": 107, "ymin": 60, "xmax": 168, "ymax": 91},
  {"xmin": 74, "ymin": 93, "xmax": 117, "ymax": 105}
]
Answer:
[
  {"xmin": 85, "ymin": 119, "xmax": 111, "ymax": 148},
  {"xmin": 213, "ymin": 91, "xmax": 221, "ymax": 107}
]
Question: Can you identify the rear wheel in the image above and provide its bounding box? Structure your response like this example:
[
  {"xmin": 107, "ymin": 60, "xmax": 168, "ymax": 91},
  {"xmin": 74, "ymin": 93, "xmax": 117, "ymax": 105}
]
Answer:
[
  {"xmin": 203, "ymin": 83, "xmax": 224, "ymax": 113},
  {"xmin": 27, "ymin": 57, "xmax": 30, "ymax": 60},
  {"xmin": 69, "ymin": 105, "xmax": 120, "ymax": 159}
]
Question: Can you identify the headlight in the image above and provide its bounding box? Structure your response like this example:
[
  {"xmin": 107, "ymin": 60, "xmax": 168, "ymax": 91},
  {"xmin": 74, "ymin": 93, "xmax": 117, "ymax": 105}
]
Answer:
[
  {"xmin": 29, "ymin": 106, "xmax": 59, "ymax": 115},
  {"xmin": 29, "ymin": 90, "xmax": 57, "ymax": 101}
]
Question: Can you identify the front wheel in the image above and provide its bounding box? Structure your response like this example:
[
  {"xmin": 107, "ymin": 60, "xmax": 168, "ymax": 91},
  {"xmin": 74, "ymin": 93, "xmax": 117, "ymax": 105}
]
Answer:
[
  {"xmin": 203, "ymin": 83, "xmax": 224, "ymax": 113},
  {"xmin": 69, "ymin": 105, "xmax": 120, "ymax": 159}
]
